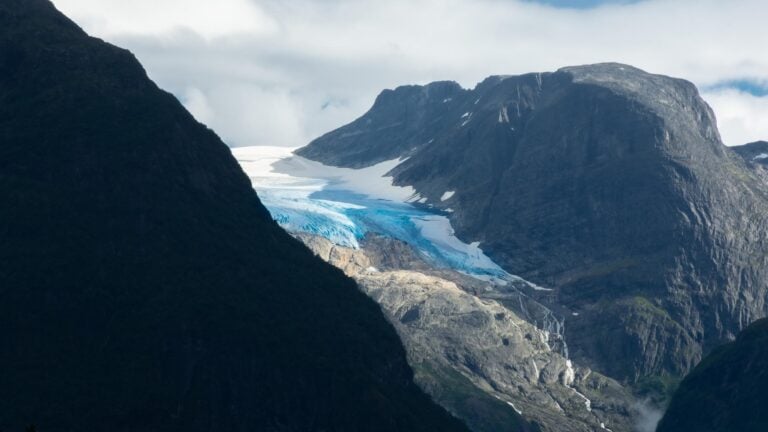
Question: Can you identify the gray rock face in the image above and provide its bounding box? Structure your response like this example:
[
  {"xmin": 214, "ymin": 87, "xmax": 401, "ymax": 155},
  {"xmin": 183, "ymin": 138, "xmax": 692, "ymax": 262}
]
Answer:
[
  {"xmin": 298, "ymin": 233, "xmax": 638, "ymax": 432},
  {"xmin": 731, "ymin": 141, "xmax": 768, "ymax": 184},
  {"xmin": 732, "ymin": 141, "xmax": 768, "ymax": 165},
  {"xmin": 297, "ymin": 63, "xmax": 768, "ymax": 383}
]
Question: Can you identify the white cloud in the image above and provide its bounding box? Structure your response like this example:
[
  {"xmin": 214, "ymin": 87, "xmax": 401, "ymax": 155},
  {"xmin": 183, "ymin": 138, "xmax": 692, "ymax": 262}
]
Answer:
[
  {"xmin": 54, "ymin": 0, "xmax": 278, "ymax": 39},
  {"xmin": 51, "ymin": 0, "xmax": 768, "ymax": 147},
  {"xmin": 182, "ymin": 88, "xmax": 215, "ymax": 126},
  {"xmin": 703, "ymin": 89, "xmax": 768, "ymax": 146}
]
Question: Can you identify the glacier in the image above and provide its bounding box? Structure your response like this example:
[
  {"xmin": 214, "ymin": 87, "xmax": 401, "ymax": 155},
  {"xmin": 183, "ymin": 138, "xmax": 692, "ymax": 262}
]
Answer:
[{"xmin": 233, "ymin": 146, "xmax": 517, "ymax": 282}]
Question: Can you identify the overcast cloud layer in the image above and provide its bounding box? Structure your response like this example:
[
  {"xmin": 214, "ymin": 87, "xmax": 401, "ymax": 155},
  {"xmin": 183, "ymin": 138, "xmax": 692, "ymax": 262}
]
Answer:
[{"xmin": 53, "ymin": 0, "xmax": 768, "ymax": 147}]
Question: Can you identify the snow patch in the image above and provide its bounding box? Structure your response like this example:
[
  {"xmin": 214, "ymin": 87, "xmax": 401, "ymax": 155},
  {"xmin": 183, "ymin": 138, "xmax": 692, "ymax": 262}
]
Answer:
[
  {"xmin": 753, "ymin": 153, "xmax": 768, "ymax": 160},
  {"xmin": 442, "ymin": 98, "xmax": 452, "ymax": 103},
  {"xmin": 460, "ymin": 112, "xmax": 472, "ymax": 127},
  {"xmin": 506, "ymin": 401, "xmax": 523, "ymax": 415},
  {"xmin": 498, "ymin": 106, "xmax": 510, "ymax": 123},
  {"xmin": 571, "ymin": 388, "xmax": 591, "ymax": 412},
  {"xmin": 441, "ymin": 191, "xmax": 455, "ymax": 201},
  {"xmin": 562, "ymin": 359, "xmax": 576, "ymax": 386}
]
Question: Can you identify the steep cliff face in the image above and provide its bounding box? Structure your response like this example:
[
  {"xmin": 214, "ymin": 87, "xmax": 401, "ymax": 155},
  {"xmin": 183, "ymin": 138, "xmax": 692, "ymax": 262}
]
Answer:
[
  {"xmin": 0, "ymin": 2, "xmax": 468, "ymax": 431},
  {"xmin": 298, "ymin": 64, "xmax": 768, "ymax": 382},
  {"xmin": 657, "ymin": 318, "xmax": 768, "ymax": 432}
]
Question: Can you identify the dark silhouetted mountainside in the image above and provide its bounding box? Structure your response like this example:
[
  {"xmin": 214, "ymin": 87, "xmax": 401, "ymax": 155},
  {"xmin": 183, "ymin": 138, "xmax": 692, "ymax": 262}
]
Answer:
[
  {"xmin": 298, "ymin": 64, "xmax": 768, "ymax": 383},
  {"xmin": 657, "ymin": 318, "xmax": 768, "ymax": 432},
  {"xmin": 0, "ymin": 1, "xmax": 469, "ymax": 431}
]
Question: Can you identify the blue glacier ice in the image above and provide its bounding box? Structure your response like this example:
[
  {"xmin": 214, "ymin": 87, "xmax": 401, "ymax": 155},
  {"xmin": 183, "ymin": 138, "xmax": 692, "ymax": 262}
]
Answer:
[{"xmin": 233, "ymin": 146, "xmax": 541, "ymax": 285}]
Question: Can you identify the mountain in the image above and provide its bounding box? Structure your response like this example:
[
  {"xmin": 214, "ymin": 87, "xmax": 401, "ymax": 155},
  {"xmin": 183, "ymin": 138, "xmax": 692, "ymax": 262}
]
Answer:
[
  {"xmin": 293, "ymin": 233, "xmax": 636, "ymax": 432},
  {"xmin": 0, "ymin": 1, "xmax": 469, "ymax": 431},
  {"xmin": 297, "ymin": 64, "xmax": 768, "ymax": 384},
  {"xmin": 731, "ymin": 140, "xmax": 768, "ymax": 166},
  {"xmin": 656, "ymin": 318, "xmax": 768, "ymax": 432},
  {"xmin": 731, "ymin": 141, "xmax": 768, "ymax": 184}
]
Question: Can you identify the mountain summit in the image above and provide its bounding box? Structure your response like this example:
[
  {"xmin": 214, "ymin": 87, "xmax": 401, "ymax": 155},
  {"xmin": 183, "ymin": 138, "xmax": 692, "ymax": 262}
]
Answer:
[
  {"xmin": 298, "ymin": 63, "xmax": 768, "ymax": 383},
  {"xmin": 0, "ymin": 1, "xmax": 468, "ymax": 431}
]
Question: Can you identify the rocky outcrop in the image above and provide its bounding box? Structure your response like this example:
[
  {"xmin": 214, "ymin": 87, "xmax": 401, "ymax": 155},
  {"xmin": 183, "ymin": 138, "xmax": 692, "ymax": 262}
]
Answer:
[
  {"xmin": 298, "ymin": 233, "xmax": 637, "ymax": 432},
  {"xmin": 657, "ymin": 318, "xmax": 768, "ymax": 432},
  {"xmin": 297, "ymin": 64, "xmax": 768, "ymax": 383},
  {"xmin": 731, "ymin": 141, "xmax": 768, "ymax": 184},
  {"xmin": 0, "ymin": 2, "xmax": 468, "ymax": 431}
]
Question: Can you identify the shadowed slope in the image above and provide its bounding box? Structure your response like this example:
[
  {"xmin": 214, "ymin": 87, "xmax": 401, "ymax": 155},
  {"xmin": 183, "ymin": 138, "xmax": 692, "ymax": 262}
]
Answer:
[{"xmin": 0, "ymin": 1, "xmax": 469, "ymax": 431}]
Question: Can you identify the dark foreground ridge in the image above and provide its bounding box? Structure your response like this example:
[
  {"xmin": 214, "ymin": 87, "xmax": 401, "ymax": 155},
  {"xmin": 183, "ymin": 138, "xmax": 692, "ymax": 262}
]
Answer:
[
  {"xmin": 298, "ymin": 63, "xmax": 768, "ymax": 384},
  {"xmin": 657, "ymin": 318, "xmax": 768, "ymax": 432},
  {"xmin": 0, "ymin": 1, "xmax": 469, "ymax": 431}
]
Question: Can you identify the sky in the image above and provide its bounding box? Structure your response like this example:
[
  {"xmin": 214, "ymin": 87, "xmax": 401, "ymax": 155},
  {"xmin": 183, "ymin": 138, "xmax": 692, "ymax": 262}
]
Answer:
[{"xmin": 52, "ymin": 0, "xmax": 768, "ymax": 148}]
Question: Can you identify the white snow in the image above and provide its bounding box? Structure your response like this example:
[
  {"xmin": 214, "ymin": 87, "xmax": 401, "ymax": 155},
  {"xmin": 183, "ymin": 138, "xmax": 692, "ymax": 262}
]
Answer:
[
  {"xmin": 233, "ymin": 145, "xmax": 547, "ymax": 286},
  {"xmin": 411, "ymin": 215, "xmax": 510, "ymax": 282},
  {"xmin": 474, "ymin": 98, "xmax": 481, "ymax": 105},
  {"xmin": 459, "ymin": 112, "xmax": 472, "ymax": 127},
  {"xmin": 441, "ymin": 190, "xmax": 455, "ymax": 201},
  {"xmin": 498, "ymin": 106, "xmax": 510, "ymax": 123},
  {"xmin": 445, "ymin": 208, "xmax": 454, "ymax": 213},
  {"xmin": 235, "ymin": 146, "xmax": 417, "ymax": 203},
  {"xmin": 443, "ymin": 98, "xmax": 452, "ymax": 103},
  {"xmin": 562, "ymin": 359, "xmax": 576, "ymax": 386},
  {"xmin": 233, "ymin": 146, "xmax": 366, "ymax": 247},
  {"xmin": 753, "ymin": 153, "xmax": 768, "ymax": 160},
  {"xmin": 506, "ymin": 401, "xmax": 523, "ymax": 415},
  {"xmin": 572, "ymin": 388, "xmax": 592, "ymax": 412},
  {"xmin": 572, "ymin": 312, "xmax": 579, "ymax": 316}
]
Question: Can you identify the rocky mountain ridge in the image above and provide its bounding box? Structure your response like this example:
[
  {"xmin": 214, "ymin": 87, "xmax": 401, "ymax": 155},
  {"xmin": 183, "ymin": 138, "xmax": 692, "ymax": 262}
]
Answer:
[
  {"xmin": 296, "ymin": 233, "xmax": 638, "ymax": 432},
  {"xmin": 297, "ymin": 64, "xmax": 768, "ymax": 385}
]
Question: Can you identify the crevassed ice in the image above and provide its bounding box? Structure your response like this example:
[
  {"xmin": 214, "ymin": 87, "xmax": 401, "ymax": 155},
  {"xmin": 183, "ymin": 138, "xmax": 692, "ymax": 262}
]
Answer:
[{"xmin": 233, "ymin": 146, "xmax": 527, "ymax": 283}]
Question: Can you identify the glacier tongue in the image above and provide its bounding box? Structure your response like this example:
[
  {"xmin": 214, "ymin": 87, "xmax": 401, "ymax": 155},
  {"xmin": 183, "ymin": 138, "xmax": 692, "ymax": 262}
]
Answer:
[{"xmin": 233, "ymin": 145, "xmax": 524, "ymax": 282}]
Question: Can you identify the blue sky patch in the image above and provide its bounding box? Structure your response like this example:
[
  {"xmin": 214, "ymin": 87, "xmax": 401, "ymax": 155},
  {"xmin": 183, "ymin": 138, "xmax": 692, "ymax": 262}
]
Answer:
[{"xmin": 707, "ymin": 79, "xmax": 768, "ymax": 97}]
